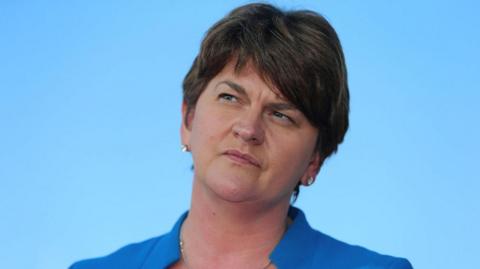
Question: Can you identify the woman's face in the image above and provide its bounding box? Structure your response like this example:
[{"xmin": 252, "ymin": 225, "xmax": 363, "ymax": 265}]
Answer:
[{"xmin": 181, "ymin": 60, "xmax": 321, "ymax": 205}]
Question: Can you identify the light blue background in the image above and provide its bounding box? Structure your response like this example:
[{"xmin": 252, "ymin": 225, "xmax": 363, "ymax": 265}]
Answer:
[{"xmin": 1, "ymin": 1, "xmax": 479, "ymax": 268}]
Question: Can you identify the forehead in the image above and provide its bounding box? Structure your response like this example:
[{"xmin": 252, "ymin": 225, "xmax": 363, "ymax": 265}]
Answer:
[{"xmin": 211, "ymin": 59, "xmax": 287, "ymax": 100}]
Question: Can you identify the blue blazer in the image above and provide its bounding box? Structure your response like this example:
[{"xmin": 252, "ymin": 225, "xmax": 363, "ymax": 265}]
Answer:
[{"xmin": 70, "ymin": 207, "xmax": 413, "ymax": 269}]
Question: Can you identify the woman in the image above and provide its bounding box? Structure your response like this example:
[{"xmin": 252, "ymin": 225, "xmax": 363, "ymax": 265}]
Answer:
[{"xmin": 71, "ymin": 3, "xmax": 413, "ymax": 269}]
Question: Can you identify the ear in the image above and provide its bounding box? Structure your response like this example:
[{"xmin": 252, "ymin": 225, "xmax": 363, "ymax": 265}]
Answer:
[
  {"xmin": 180, "ymin": 102, "xmax": 194, "ymax": 147},
  {"xmin": 300, "ymin": 151, "xmax": 323, "ymax": 186}
]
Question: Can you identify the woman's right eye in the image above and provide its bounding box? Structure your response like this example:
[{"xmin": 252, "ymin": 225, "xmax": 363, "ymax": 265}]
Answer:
[{"xmin": 218, "ymin": 93, "xmax": 238, "ymax": 103}]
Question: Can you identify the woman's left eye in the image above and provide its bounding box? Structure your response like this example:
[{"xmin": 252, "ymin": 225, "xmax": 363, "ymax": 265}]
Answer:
[{"xmin": 272, "ymin": 111, "xmax": 294, "ymax": 123}]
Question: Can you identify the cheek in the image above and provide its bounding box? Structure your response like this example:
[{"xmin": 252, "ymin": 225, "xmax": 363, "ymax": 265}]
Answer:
[
  {"xmin": 268, "ymin": 132, "xmax": 315, "ymax": 177},
  {"xmin": 189, "ymin": 106, "xmax": 233, "ymax": 154}
]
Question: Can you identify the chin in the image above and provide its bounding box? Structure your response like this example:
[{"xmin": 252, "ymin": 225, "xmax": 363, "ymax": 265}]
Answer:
[{"xmin": 204, "ymin": 168, "xmax": 259, "ymax": 203}]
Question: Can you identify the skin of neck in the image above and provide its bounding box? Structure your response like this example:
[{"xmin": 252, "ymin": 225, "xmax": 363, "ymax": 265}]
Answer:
[{"xmin": 180, "ymin": 178, "xmax": 292, "ymax": 268}]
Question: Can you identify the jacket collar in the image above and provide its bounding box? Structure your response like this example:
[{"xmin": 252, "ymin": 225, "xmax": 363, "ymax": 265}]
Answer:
[
  {"xmin": 141, "ymin": 211, "xmax": 187, "ymax": 269},
  {"xmin": 270, "ymin": 207, "xmax": 318, "ymax": 268}
]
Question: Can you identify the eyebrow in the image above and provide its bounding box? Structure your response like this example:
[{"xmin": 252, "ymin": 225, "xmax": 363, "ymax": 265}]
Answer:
[
  {"xmin": 267, "ymin": 102, "xmax": 296, "ymax": 111},
  {"xmin": 216, "ymin": 80, "xmax": 298, "ymax": 111},
  {"xmin": 216, "ymin": 80, "xmax": 247, "ymax": 97}
]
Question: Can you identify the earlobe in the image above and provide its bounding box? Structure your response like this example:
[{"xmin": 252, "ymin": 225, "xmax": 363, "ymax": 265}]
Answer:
[{"xmin": 301, "ymin": 151, "xmax": 323, "ymax": 186}]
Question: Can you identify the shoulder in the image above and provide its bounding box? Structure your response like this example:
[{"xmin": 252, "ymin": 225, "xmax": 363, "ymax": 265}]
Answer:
[
  {"xmin": 274, "ymin": 207, "xmax": 413, "ymax": 269},
  {"xmin": 69, "ymin": 211, "xmax": 187, "ymax": 269},
  {"xmin": 310, "ymin": 230, "xmax": 413, "ymax": 269},
  {"xmin": 69, "ymin": 235, "xmax": 163, "ymax": 269}
]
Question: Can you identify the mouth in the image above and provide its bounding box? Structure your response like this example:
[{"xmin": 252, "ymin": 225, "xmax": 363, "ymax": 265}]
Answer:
[{"xmin": 223, "ymin": 149, "xmax": 261, "ymax": 168}]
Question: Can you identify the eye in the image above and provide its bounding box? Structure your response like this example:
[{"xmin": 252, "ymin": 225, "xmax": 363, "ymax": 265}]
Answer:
[
  {"xmin": 218, "ymin": 93, "xmax": 238, "ymax": 103},
  {"xmin": 272, "ymin": 111, "xmax": 294, "ymax": 124}
]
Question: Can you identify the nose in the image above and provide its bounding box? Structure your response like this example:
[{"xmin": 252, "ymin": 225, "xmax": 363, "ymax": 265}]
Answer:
[{"xmin": 232, "ymin": 109, "xmax": 265, "ymax": 145}]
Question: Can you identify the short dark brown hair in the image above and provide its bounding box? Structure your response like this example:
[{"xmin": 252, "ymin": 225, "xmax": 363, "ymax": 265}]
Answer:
[{"xmin": 182, "ymin": 3, "xmax": 349, "ymax": 199}]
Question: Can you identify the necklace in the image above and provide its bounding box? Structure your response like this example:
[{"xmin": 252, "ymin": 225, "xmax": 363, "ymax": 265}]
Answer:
[{"xmin": 179, "ymin": 236, "xmax": 272, "ymax": 269}]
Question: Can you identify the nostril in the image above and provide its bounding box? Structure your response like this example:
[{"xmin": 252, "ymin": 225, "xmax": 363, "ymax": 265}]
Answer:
[
  {"xmin": 233, "ymin": 124, "xmax": 257, "ymax": 142},
  {"xmin": 232, "ymin": 113, "xmax": 265, "ymax": 144}
]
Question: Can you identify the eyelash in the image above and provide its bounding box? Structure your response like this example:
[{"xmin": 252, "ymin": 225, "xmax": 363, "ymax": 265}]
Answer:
[
  {"xmin": 218, "ymin": 93, "xmax": 238, "ymax": 102},
  {"xmin": 272, "ymin": 111, "xmax": 294, "ymax": 124}
]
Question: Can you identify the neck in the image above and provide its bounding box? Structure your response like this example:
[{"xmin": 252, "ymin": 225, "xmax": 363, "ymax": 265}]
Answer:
[{"xmin": 180, "ymin": 179, "xmax": 291, "ymax": 268}]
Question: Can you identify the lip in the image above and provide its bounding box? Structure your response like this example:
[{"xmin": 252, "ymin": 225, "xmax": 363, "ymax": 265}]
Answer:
[{"xmin": 223, "ymin": 149, "xmax": 261, "ymax": 168}]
